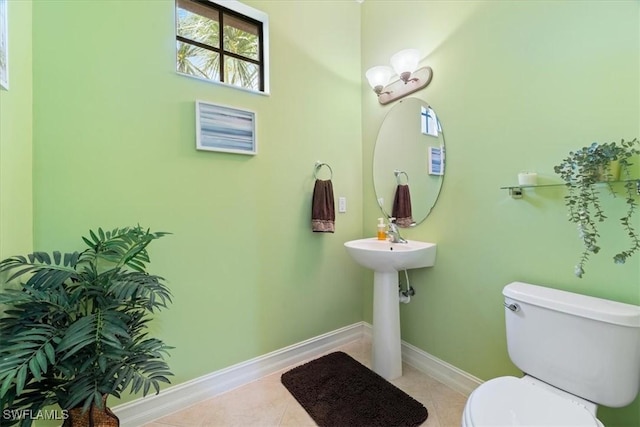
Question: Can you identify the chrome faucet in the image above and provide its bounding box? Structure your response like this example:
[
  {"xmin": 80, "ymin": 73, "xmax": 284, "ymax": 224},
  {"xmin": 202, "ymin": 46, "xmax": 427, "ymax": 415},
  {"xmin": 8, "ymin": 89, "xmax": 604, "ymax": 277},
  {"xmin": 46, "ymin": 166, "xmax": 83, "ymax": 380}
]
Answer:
[{"xmin": 386, "ymin": 217, "xmax": 407, "ymax": 243}]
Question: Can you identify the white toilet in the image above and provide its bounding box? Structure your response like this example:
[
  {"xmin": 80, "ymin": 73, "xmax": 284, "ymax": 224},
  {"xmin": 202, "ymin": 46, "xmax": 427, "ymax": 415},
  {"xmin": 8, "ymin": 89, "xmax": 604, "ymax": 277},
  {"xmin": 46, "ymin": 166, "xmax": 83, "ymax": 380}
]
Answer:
[{"xmin": 462, "ymin": 281, "xmax": 640, "ymax": 426}]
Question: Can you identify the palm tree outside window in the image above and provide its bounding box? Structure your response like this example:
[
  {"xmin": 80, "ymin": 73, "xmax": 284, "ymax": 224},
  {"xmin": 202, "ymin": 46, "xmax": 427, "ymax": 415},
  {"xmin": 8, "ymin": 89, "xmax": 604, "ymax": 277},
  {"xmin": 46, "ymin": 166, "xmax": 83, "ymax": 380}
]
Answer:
[{"xmin": 176, "ymin": 0, "xmax": 267, "ymax": 93}]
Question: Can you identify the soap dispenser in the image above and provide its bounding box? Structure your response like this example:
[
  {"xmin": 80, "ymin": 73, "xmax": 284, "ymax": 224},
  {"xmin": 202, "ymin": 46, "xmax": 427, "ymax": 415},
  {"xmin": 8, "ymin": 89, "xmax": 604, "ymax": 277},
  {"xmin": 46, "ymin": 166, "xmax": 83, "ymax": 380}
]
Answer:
[{"xmin": 377, "ymin": 218, "xmax": 386, "ymax": 240}]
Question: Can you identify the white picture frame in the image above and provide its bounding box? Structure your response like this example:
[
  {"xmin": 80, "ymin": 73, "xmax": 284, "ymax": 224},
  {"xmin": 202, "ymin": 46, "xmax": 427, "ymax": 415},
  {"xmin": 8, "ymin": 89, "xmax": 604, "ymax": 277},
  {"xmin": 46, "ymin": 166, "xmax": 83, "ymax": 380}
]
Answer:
[
  {"xmin": 428, "ymin": 146, "xmax": 445, "ymax": 176},
  {"xmin": 0, "ymin": 0, "xmax": 8, "ymax": 90},
  {"xmin": 195, "ymin": 100, "xmax": 257, "ymax": 155}
]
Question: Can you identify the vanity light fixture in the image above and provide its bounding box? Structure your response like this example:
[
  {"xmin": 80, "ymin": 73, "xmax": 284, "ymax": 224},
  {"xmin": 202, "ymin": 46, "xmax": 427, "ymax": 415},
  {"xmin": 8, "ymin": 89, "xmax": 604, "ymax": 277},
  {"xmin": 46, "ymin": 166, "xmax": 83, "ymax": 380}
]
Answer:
[{"xmin": 365, "ymin": 49, "xmax": 433, "ymax": 105}]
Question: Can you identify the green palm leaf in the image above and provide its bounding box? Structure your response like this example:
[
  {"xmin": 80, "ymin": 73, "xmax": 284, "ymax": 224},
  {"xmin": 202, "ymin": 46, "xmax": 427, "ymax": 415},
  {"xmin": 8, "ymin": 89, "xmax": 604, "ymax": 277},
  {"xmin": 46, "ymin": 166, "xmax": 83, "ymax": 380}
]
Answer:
[{"xmin": 0, "ymin": 325, "xmax": 58, "ymax": 396}]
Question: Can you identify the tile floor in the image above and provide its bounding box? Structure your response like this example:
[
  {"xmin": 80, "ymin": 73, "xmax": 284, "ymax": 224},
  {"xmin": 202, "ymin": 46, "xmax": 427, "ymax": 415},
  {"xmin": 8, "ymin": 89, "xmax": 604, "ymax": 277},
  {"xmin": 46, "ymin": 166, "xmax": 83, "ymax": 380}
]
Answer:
[{"xmin": 145, "ymin": 338, "xmax": 467, "ymax": 427}]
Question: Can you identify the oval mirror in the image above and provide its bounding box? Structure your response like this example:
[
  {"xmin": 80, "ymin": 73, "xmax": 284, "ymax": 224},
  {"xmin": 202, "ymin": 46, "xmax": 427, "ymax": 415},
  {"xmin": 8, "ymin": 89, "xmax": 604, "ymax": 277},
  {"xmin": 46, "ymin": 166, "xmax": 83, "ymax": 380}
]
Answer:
[{"xmin": 373, "ymin": 98, "xmax": 445, "ymax": 227}]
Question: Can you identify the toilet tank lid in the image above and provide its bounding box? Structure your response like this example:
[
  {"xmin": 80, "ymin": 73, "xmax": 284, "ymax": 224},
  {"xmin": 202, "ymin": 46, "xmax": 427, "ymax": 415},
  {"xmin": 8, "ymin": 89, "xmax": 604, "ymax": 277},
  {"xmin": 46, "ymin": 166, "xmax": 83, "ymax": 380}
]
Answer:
[{"xmin": 504, "ymin": 282, "xmax": 640, "ymax": 327}]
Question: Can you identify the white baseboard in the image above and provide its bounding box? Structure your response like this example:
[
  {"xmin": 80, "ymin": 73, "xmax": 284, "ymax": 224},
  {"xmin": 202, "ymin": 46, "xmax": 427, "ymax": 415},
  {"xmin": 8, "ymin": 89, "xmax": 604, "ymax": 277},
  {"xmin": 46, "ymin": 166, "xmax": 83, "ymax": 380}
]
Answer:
[
  {"xmin": 401, "ymin": 340, "xmax": 482, "ymax": 396},
  {"xmin": 113, "ymin": 322, "xmax": 366, "ymax": 426},
  {"xmin": 114, "ymin": 321, "xmax": 481, "ymax": 426}
]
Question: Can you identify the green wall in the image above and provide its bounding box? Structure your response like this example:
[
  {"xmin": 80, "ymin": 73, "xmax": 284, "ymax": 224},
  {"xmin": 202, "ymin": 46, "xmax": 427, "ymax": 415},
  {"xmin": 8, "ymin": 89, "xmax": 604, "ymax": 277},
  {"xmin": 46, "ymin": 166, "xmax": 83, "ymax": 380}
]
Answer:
[
  {"xmin": 0, "ymin": 0, "xmax": 32, "ymax": 259},
  {"xmin": 361, "ymin": 1, "xmax": 640, "ymax": 425},
  {"xmin": 31, "ymin": 0, "xmax": 364, "ymax": 403}
]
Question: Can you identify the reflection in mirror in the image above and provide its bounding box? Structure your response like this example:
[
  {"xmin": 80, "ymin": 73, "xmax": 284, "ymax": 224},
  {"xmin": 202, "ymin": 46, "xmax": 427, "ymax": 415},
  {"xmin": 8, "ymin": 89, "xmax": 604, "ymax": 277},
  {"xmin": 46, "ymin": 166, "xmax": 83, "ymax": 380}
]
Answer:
[{"xmin": 373, "ymin": 98, "xmax": 445, "ymax": 227}]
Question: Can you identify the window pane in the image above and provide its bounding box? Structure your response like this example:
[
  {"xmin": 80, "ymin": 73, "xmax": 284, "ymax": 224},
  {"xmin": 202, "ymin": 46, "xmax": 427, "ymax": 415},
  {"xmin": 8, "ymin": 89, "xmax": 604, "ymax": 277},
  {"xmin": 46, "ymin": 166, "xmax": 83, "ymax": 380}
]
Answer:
[
  {"xmin": 224, "ymin": 57, "xmax": 259, "ymax": 91},
  {"xmin": 177, "ymin": 41, "xmax": 220, "ymax": 81},
  {"xmin": 223, "ymin": 13, "xmax": 259, "ymax": 61},
  {"xmin": 177, "ymin": 0, "xmax": 219, "ymax": 49}
]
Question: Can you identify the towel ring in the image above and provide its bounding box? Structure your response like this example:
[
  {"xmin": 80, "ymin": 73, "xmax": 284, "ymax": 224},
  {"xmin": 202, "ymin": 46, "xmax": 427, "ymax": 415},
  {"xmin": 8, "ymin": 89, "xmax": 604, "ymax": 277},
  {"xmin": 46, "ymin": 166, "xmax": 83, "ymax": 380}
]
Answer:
[
  {"xmin": 394, "ymin": 169, "xmax": 409, "ymax": 185},
  {"xmin": 314, "ymin": 161, "xmax": 333, "ymax": 180}
]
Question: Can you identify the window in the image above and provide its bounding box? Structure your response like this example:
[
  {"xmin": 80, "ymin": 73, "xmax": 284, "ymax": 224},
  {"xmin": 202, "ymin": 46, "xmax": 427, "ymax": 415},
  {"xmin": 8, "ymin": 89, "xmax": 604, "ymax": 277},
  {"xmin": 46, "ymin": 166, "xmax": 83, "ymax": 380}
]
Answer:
[{"xmin": 176, "ymin": 0, "xmax": 269, "ymax": 93}]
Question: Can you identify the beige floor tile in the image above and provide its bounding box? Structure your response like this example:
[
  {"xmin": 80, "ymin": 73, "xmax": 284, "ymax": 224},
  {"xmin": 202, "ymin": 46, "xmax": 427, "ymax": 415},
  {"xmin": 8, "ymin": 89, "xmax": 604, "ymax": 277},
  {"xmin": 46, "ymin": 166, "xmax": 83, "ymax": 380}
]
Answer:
[
  {"xmin": 419, "ymin": 409, "xmax": 441, "ymax": 427},
  {"xmin": 278, "ymin": 400, "xmax": 317, "ymax": 427},
  {"xmin": 151, "ymin": 399, "xmax": 217, "ymax": 426},
  {"xmin": 145, "ymin": 338, "xmax": 465, "ymax": 427},
  {"xmin": 429, "ymin": 379, "xmax": 467, "ymax": 427}
]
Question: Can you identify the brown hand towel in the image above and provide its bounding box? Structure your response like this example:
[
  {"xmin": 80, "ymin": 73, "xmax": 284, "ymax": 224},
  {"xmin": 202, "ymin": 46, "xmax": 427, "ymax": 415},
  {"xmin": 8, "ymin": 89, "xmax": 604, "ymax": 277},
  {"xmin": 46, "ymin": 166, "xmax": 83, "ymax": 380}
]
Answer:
[
  {"xmin": 311, "ymin": 179, "xmax": 335, "ymax": 233},
  {"xmin": 392, "ymin": 184, "xmax": 414, "ymax": 228}
]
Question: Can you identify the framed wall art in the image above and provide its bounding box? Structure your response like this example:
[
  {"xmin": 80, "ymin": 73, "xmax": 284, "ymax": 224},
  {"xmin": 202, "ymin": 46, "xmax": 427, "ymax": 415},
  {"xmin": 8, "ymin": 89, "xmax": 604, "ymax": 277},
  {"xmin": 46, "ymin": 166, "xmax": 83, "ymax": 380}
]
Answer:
[
  {"xmin": 195, "ymin": 101, "xmax": 257, "ymax": 155},
  {"xmin": 0, "ymin": 0, "xmax": 8, "ymax": 90}
]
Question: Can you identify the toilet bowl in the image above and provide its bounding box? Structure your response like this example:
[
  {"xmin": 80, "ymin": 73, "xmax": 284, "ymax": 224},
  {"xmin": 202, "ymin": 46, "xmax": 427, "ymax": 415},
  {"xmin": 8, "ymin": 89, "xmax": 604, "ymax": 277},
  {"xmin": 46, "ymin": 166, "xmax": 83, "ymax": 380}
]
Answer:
[
  {"xmin": 461, "ymin": 282, "xmax": 640, "ymax": 427},
  {"xmin": 462, "ymin": 376, "xmax": 604, "ymax": 427}
]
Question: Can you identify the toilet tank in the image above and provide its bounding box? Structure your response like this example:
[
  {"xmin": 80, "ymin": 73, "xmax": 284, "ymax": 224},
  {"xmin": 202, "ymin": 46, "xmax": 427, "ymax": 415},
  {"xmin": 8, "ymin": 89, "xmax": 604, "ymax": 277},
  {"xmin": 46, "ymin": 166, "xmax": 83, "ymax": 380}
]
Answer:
[{"xmin": 503, "ymin": 282, "xmax": 640, "ymax": 407}]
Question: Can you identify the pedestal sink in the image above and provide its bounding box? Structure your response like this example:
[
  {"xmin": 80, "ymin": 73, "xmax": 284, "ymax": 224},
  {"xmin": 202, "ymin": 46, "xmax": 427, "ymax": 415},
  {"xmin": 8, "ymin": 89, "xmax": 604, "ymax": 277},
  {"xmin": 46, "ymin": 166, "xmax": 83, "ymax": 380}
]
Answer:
[{"xmin": 344, "ymin": 238, "xmax": 436, "ymax": 380}]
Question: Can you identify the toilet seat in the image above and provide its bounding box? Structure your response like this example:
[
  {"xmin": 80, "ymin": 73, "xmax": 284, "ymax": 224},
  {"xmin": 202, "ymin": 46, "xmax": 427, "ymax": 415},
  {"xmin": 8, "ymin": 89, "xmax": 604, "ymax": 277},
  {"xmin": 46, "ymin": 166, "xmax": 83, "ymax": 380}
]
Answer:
[{"xmin": 463, "ymin": 376, "xmax": 601, "ymax": 427}]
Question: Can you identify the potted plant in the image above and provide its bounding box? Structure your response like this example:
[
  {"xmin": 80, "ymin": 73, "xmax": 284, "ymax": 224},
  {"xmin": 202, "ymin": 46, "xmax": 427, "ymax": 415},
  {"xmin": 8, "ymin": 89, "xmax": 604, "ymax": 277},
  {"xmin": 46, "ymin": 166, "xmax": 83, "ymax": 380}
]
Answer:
[
  {"xmin": 0, "ymin": 226, "xmax": 173, "ymax": 426},
  {"xmin": 554, "ymin": 138, "xmax": 640, "ymax": 278}
]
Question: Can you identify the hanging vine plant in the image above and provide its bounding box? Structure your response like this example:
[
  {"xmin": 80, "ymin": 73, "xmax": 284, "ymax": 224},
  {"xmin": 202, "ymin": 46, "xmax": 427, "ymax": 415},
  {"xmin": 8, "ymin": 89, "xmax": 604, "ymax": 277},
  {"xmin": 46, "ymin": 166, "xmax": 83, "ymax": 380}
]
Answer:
[{"xmin": 554, "ymin": 138, "xmax": 640, "ymax": 278}]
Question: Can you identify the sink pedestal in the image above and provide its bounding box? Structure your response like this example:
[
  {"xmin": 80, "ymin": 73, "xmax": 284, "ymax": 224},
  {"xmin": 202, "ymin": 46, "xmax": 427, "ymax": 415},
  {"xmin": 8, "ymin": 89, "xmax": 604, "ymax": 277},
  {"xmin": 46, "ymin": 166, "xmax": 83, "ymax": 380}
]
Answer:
[{"xmin": 372, "ymin": 271, "xmax": 402, "ymax": 380}]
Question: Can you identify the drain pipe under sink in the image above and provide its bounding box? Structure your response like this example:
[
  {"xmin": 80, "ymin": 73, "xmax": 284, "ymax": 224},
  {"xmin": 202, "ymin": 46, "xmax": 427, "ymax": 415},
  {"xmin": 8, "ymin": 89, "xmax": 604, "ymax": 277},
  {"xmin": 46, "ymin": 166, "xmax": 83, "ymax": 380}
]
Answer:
[{"xmin": 399, "ymin": 269, "xmax": 415, "ymax": 304}]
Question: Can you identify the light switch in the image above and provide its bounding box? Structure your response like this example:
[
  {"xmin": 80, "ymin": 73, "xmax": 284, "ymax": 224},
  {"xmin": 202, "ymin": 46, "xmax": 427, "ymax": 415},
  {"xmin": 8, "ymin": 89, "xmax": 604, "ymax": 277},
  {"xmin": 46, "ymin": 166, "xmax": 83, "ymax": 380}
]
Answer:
[{"xmin": 338, "ymin": 197, "xmax": 347, "ymax": 213}]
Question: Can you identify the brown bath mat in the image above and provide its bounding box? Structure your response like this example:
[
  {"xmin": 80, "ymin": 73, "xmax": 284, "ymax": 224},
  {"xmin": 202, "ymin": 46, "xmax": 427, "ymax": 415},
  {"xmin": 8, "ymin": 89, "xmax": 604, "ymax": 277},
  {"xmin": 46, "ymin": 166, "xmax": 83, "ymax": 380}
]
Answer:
[{"xmin": 281, "ymin": 351, "xmax": 428, "ymax": 427}]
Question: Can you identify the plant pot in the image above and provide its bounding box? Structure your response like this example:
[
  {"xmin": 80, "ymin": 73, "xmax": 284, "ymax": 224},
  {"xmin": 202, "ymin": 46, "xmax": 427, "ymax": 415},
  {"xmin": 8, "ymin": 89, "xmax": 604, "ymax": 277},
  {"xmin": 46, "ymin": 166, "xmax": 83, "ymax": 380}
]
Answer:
[
  {"xmin": 595, "ymin": 160, "xmax": 621, "ymax": 181},
  {"xmin": 62, "ymin": 396, "xmax": 119, "ymax": 427}
]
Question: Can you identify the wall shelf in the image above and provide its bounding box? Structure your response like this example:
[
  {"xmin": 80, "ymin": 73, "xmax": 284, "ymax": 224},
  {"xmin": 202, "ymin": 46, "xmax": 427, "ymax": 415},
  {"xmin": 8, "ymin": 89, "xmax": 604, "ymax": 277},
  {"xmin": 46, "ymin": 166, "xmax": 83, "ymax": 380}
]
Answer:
[{"xmin": 501, "ymin": 179, "xmax": 640, "ymax": 199}]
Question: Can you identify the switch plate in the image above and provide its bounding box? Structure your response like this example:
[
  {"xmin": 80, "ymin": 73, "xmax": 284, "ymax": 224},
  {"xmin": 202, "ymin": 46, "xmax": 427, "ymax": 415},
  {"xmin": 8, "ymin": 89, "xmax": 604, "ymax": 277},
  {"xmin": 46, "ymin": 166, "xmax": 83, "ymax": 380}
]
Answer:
[{"xmin": 338, "ymin": 197, "xmax": 347, "ymax": 213}]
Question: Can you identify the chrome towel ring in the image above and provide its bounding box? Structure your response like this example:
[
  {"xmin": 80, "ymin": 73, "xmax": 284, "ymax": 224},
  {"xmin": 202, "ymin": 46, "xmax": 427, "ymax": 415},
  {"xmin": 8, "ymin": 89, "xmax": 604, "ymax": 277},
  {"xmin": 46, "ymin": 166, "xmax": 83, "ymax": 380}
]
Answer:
[
  {"xmin": 314, "ymin": 161, "xmax": 333, "ymax": 180},
  {"xmin": 394, "ymin": 169, "xmax": 409, "ymax": 185}
]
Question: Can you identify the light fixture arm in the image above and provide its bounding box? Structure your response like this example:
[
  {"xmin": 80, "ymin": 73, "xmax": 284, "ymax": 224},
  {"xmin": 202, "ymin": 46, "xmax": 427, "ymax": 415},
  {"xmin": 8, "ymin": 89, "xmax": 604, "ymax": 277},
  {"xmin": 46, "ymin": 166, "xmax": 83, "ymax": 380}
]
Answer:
[
  {"xmin": 399, "ymin": 71, "xmax": 413, "ymax": 84},
  {"xmin": 376, "ymin": 66, "xmax": 433, "ymax": 105},
  {"xmin": 374, "ymin": 86, "xmax": 392, "ymax": 97}
]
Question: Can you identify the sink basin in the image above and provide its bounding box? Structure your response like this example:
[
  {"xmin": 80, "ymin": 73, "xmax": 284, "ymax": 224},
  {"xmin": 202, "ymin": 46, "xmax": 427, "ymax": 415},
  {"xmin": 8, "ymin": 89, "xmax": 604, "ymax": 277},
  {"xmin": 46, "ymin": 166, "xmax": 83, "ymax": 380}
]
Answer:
[{"xmin": 344, "ymin": 238, "xmax": 436, "ymax": 272}]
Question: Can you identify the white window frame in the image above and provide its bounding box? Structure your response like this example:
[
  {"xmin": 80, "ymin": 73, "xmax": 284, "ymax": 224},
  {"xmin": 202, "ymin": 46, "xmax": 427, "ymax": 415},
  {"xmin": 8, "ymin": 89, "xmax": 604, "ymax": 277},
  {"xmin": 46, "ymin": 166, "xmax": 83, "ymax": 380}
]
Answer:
[{"xmin": 176, "ymin": 0, "xmax": 270, "ymax": 95}]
